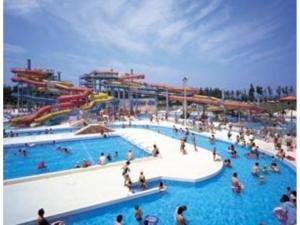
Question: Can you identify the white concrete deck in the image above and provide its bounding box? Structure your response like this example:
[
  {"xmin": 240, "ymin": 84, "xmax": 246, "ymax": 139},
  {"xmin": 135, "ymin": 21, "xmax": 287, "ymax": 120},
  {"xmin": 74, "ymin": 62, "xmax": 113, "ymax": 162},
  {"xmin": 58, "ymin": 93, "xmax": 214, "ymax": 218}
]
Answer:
[{"xmin": 4, "ymin": 127, "xmax": 223, "ymax": 225}]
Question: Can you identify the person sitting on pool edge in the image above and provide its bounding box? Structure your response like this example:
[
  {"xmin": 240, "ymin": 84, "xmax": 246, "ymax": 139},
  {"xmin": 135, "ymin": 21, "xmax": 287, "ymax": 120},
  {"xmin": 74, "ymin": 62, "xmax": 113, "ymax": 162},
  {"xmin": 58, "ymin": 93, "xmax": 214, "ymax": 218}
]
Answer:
[
  {"xmin": 158, "ymin": 181, "xmax": 165, "ymax": 192},
  {"xmin": 37, "ymin": 208, "xmax": 65, "ymax": 225},
  {"xmin": 82, "ymin": 159, "xmax": 91, "ymax": 168},
  {"xmin": 98, "ymin": 153, "xmax": 106, "ymax": 165}
]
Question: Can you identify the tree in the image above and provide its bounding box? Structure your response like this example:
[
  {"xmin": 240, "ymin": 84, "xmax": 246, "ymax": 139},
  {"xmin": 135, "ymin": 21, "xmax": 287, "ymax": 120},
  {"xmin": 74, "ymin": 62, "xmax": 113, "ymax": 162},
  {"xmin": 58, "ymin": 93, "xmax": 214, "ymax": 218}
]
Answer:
[
  {"xmin": 289, "ymin": 86, "xmax": 294, "ymax": 95},
  {"xmin": 276, "ymin": 86, "xmax": 282, "ymax": 98},
  {"xmin": 267, "ymin": 86, "xmax": 273, "ymax": 99},
  {"xmin": 235, "ymin": 90, "xmax": 241, "ymax": 100},
  {"xmin": 248, "ymin": 84, "xmax": 255, "ymax": 102}
]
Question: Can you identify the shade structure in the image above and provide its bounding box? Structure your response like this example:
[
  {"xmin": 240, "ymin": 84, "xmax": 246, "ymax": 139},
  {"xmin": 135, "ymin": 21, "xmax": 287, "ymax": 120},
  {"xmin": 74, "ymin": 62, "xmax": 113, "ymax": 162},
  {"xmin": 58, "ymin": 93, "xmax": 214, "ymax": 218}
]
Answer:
[
  {"xmin": 170, "ymin": 95, "xmax": 265, "ymax": 112},
  {"xmin": 279, "ymin": 96, "xmax": 296, "ymax": 102},
  {"xmin": 206, "ymin": 106, "xmax": 224, "ymax": 112}
]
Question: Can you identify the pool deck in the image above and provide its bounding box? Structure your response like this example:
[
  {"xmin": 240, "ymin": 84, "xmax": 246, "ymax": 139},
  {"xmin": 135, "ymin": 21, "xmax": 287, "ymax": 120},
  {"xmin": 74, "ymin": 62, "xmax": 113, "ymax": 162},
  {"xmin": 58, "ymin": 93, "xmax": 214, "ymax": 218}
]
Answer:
[{"xmin": 4, "ymin": 124, "xmax": 223, "ymax": 225}]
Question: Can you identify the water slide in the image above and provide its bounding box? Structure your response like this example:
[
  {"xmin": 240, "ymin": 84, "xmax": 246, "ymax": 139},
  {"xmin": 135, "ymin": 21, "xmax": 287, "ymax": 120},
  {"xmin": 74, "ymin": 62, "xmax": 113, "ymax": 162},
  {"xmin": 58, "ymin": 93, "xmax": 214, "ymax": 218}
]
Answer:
[
  {"xmin": 34, "ymin": 109, "xmax": 71, "ymax": 124},
  {"xmin": 11, "ymin": 68, "xmax": 92, "ymax": 125},
  {"xmin": 10, "ymin": 105, "xmax": 51, "ymax": 126},
  {"xmin": 81, "ymin": 93, "xmax": 113, "ymax": 110},
  {"xmin": 170, "ymin": 95, "xmax": 263, "ymax": 111},
  {"xmin": 150, "ymin": 83, "xmax": 199, "ymax": 94}
]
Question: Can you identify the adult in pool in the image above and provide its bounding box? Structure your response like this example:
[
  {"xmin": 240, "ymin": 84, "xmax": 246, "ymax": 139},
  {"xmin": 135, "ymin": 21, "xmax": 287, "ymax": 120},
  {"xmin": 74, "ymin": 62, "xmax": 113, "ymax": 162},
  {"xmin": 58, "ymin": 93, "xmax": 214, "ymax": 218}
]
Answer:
[
  {"xmin": 175, "ymin": 206, "xmax": 187, "ymax": 225},
  {"xmin": 224, "ymin": 159, "xmax": 232, "ymax": 168},
  {"xmin": 231, "ymin": 172, "xmax": 243, "ymax": 193},
  {"xmin": 251, "ymin": 162, "xmax": 260, "ymax": 176},
  {"xmin": 134, "ymin": 205, "xmax": 143, "ymax": 225},
  {"xmin": 270, "ymin": 163, "xmax": 280, "ymax": 173},
  {"xmin": 114, "ymin": 214, "xmax": 123, "ymax": 225}
]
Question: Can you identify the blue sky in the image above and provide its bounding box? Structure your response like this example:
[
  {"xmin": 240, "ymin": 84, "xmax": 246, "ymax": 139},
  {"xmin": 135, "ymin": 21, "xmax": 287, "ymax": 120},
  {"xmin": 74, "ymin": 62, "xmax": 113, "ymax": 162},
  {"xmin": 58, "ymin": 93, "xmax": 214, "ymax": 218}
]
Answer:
[{"xmin": 4, "ymin": 0, "xmax": 296, "ymax": 90}]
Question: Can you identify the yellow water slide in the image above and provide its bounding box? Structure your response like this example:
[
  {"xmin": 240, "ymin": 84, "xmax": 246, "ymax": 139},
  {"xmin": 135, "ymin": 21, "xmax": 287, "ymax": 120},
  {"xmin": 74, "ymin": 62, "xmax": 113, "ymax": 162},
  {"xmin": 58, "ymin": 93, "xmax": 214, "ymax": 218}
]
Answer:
[
  {"xmin": 81, "ymin": 93, "xmax": 113, "ymax": 110},
  {"xmin": 194, "ymin": 95, "xmax": 221, "ymax": 102},
  {"xmin": 34, "ymin": 109, "xmax": 71, "ymax": 124}
]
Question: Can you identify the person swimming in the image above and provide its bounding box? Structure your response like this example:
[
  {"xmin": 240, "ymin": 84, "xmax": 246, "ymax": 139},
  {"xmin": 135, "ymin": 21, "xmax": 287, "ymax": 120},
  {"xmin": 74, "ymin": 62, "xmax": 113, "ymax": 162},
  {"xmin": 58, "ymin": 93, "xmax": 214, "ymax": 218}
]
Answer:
[
  {"xmin": 37, "ymin": 161, "xmax": 46, "ymax": 169},
  {"xmin": 126, "ymin": 150, "xmax": 133, "ymax": 161}
]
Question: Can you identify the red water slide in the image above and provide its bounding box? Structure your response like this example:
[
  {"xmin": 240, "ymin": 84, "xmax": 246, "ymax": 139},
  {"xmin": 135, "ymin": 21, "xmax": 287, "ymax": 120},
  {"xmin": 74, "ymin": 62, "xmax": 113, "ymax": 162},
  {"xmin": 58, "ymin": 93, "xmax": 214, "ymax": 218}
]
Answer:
[
  {"xmin": 57, "ymin": 86, "xmax": 92, "ymax": 106},
  {"xmin": 11, "ymin": 106, "xmax": 51, "ymax": 126},
  {"xmin": 11, "ymin": 76, "xmax": 46, "ymax": 87},
  {"xmin": 11, "ymin": 68, "xmax": 48, "ymax": 78}
]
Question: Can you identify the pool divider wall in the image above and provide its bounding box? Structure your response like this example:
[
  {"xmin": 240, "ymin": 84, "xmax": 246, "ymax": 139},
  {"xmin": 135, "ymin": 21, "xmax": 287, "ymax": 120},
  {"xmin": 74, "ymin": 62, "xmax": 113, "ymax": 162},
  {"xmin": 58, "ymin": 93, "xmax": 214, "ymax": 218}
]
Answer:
[
  {"xmin": 4, "ymin": 155, "xmax": 160, "ymax": 186},
  {"xmin": 4, "ymin": 132, "xmax": 119, "ymax": 148},
  {"xmin": 19, "ymin": 167, "xmax": 225, "ymax": 225},
  {"xmin": 19, "ymin": 186, "xmax": 168, "ymax": 225}
]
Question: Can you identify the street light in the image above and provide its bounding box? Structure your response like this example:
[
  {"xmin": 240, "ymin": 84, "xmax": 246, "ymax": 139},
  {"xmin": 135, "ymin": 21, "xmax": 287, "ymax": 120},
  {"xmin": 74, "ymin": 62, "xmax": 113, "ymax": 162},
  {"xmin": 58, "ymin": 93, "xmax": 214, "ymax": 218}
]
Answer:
[{"xmin": 182, "ymin": 77, "xmax": 188, "ymax": 127}]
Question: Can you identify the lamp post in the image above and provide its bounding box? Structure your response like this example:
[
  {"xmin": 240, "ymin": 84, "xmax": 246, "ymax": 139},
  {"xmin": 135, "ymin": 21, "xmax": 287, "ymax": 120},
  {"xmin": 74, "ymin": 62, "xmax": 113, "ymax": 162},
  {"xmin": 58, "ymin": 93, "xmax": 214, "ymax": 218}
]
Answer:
[{"xmin": 182, "ymin": 77, "xmax": 188, "ymax": 127}]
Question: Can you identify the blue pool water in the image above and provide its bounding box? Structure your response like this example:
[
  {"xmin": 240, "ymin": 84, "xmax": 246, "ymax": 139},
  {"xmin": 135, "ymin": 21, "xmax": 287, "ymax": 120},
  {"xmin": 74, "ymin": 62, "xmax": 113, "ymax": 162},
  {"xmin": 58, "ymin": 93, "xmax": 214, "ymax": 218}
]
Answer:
[
  {"xmin": 4, "ymin": 136, "xmax": 149, "ymax": 179},
  {"xmin": 4, "ymin": 127, "xmax": 77, "ymax": 138},
  {"xmin": 60, "ymin": 125, "xmax": 296, "ymax": 225}
]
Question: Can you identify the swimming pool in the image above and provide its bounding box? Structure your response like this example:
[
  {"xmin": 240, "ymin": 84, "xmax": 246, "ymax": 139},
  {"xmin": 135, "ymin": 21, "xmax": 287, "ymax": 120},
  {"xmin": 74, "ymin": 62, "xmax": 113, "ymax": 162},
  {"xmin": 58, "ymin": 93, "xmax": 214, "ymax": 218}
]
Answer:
[
  {"xmin": 59, "ymin": 125, "xmax": 296, "ymax": 225},
  {"xmin": 4, "ymin": 136, "xmax": 150, "ymax": 180},
  {"xmin": 4, "ymin": 127, "xmax": 78, "ymax": 138}
]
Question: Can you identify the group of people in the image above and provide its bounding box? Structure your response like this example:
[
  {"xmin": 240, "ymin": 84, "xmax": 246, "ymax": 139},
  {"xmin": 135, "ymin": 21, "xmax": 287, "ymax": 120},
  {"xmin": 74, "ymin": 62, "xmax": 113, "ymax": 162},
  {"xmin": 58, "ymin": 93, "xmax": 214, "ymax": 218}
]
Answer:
[
  {"xmin": 122, "ymin": 161, "xmax": 148, "ymax": 193},
  {"xmin": 113, "ymin": 203, "xmax": 186, "ymax": 225},
  {"xmin": 74, "ymin": 159, "xmax": 91, "ymax": 168},
  {"xmin": 273, "ymin": 187, "xmax": 297, "ymax": 225},
  {"xmin": 97, "ymin": 152, "xmax": 114, "ymax": 165}
]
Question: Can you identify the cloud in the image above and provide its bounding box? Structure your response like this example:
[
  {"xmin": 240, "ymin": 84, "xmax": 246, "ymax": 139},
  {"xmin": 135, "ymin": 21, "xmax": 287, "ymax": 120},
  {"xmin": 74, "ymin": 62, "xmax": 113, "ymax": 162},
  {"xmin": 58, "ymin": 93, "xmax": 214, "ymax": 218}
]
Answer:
[
  {"xmin": 4, "ymin": 0, "xmax": 40, "ymax": 15},
  {"xmin": 4, "ymin": 0, "xmax": 293, "ymax": 65},
  {"xmin": 4, "ymin": 43, "xmax": 26, "ymax": 54}
]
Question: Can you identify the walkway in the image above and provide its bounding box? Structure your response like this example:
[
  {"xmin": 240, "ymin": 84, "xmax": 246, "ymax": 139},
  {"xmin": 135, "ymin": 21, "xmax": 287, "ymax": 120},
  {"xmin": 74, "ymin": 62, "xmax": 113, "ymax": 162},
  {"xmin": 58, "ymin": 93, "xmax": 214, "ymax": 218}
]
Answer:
[{"xmin": 4, "ymin": 128, "xmax": 222, "ymax": 225}]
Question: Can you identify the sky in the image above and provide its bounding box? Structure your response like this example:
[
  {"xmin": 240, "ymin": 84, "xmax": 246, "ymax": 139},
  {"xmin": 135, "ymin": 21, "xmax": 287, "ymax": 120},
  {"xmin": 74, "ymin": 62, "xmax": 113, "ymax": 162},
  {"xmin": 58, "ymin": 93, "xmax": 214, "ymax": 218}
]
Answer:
[{"xmin": 4, "ymin": 0, "xmax": 296, "ymax": 90}]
